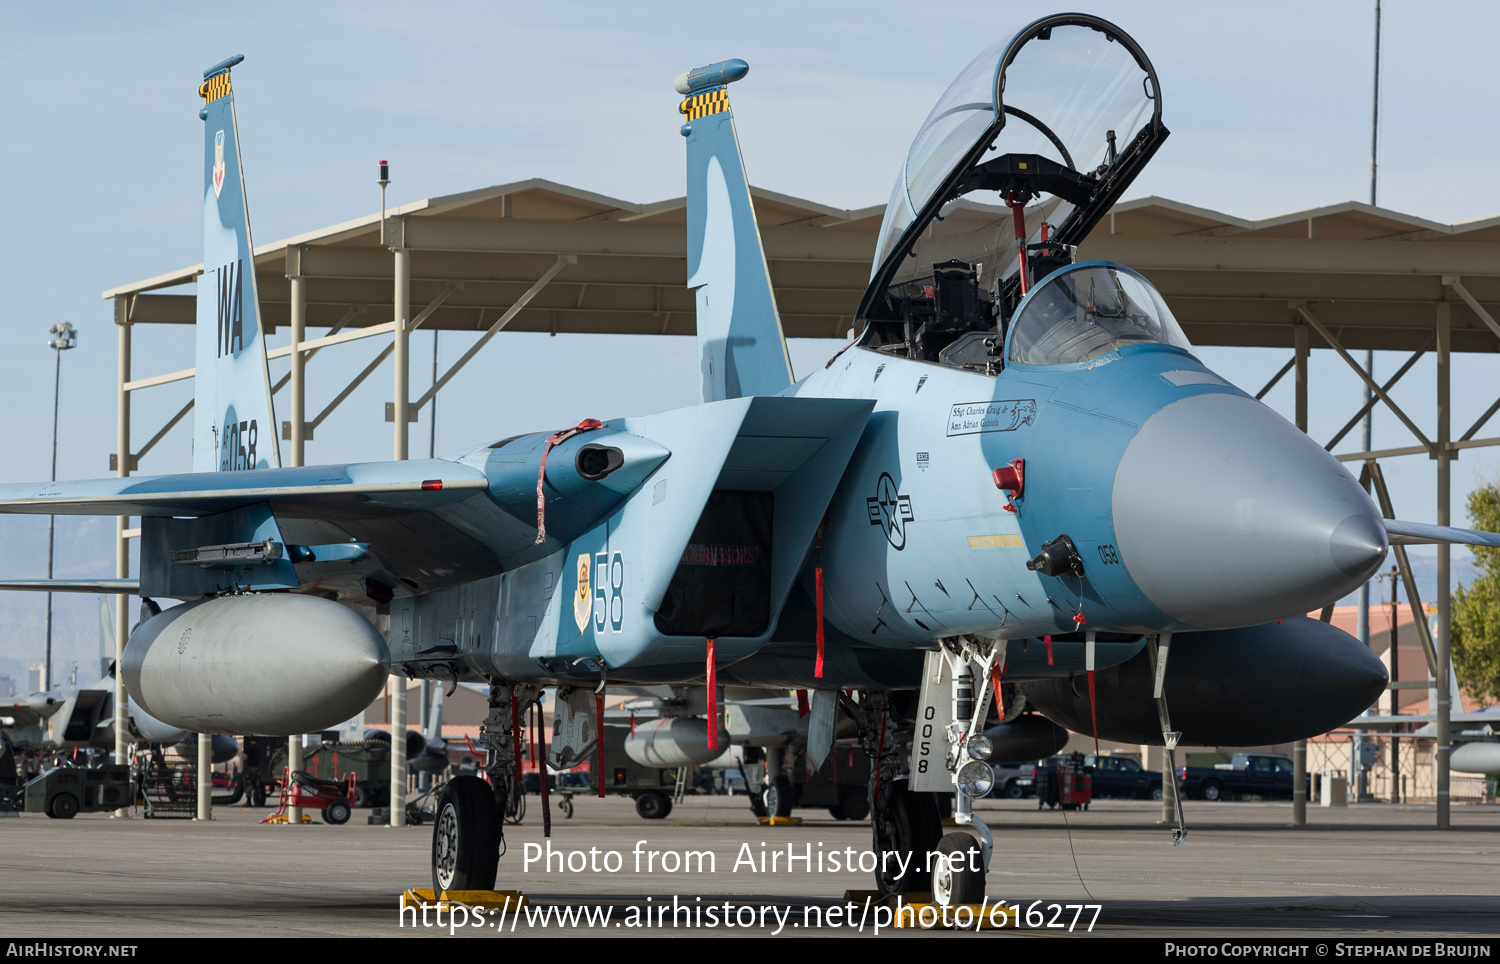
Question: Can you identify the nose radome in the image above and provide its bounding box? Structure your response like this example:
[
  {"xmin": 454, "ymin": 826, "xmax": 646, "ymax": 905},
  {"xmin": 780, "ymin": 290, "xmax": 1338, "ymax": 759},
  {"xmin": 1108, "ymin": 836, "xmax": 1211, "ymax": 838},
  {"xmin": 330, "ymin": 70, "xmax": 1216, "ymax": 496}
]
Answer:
[{"xmin": 1111, "ymin": 393, "xmax": 1387, "ymax": 630}]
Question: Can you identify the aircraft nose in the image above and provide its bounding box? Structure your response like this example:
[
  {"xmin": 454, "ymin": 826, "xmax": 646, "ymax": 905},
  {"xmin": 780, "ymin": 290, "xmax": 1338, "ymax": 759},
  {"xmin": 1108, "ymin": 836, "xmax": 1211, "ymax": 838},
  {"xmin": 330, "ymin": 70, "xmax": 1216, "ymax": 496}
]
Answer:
[{"xmin": 1111, "ymin": 393, "xmax": 1387, "ymax": 629}]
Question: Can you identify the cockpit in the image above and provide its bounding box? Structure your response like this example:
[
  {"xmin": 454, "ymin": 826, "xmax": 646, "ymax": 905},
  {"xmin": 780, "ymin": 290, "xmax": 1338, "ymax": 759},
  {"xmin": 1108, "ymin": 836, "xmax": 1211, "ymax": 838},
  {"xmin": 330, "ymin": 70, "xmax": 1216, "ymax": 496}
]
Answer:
[
  {"xmin": 854, "ymin": 14, "xmax": 1170, "ymax": 375},
  {"xmin": 1007, "ymin": 262, "xmax": 1193, "ymax": 367}
]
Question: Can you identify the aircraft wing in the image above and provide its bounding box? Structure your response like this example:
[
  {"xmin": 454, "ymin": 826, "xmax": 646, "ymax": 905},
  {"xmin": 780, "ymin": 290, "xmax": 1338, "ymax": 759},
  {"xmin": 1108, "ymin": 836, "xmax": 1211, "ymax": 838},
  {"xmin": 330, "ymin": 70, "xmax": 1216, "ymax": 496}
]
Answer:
[
  {"xmin": 0, "ymin": 459, "xmax": 549, "ymax": 599},
  {"xmin": 0, "ymin": 459, "xmax": 489, "ymax": 518},
  {"xmin": 0, "ymin": 579, "xmax": 139, "ymax": 594},
  {"xmin": 1384, "ymin": 519, "xmax": 1500, "ymax": 548},
  {"xmin": 1, "ymin": 693, "xmax": 65, "ymax": 729}
]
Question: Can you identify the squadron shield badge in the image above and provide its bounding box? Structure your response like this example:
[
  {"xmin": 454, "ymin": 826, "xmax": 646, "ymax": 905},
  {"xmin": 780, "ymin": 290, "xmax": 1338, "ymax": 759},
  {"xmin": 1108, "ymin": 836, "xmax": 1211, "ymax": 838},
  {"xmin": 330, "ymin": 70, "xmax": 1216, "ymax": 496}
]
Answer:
[
  {"xmin": 212, "ymin": 130, "xmax": 226, "ymax": 198},
  {"xmin": 573, "ymin": 553, "xmax": 593, "ymax": 632}
]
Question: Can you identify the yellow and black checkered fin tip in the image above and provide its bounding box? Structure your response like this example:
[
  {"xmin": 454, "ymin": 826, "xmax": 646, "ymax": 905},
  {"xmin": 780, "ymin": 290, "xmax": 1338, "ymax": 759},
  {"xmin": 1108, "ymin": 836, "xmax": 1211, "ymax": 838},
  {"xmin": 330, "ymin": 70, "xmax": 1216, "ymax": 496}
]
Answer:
[
  {"xmin": 679, "ymin": 88, "xmax": 730, "ymax": 122},
  {"xmin": 199, "ymin": 72, "xmax": 232, "ymax": 104}
]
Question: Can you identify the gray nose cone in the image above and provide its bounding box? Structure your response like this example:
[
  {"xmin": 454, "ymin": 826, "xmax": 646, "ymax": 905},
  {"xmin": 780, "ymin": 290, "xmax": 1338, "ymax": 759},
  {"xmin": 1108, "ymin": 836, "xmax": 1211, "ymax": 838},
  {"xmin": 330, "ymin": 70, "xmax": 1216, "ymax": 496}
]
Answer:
[{"xmin": 1112, "ymin": 393, "xmax": 1387, "ymax": 629}]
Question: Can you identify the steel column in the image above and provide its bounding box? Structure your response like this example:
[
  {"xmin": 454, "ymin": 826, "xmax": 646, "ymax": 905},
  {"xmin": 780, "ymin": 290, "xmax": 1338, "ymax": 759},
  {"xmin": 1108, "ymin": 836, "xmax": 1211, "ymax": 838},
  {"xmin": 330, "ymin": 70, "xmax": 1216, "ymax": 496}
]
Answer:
[
  {"xmin": 288, "ymin": 247, "xmax": 307, "ymax": 467},
  {"xmin": 288, "ymin": 736, "xmax": 303, "ymax": 824},
  {"xmin": 285, "ymin": 249, "xmax": 306, "ymax": 824},
  {"xmin": 113, "ymin": 302, "xmax": 131, "ymax": 817},
  {"xmin": 390, "ymin": 245, "xmax": 409, "ymax": 829},
  {"xmin": 1292, "ymin": 320, "xmax": 1309, "ymax": 826},
  {"xmin": 197, "ymin": 733, "xmax": 212, "ymax": 820},
  {"xmin": 1436, "ymin": 302, "xmax": 1452, "ymax": 828}
]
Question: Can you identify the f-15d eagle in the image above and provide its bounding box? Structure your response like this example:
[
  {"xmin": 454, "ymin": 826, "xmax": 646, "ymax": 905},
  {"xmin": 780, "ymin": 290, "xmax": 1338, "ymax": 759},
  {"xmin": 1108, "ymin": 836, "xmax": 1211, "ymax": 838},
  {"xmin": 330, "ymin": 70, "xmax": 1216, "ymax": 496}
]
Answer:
[{"xmin": 3, "ymin": 16, "xmax": 1497, "ymax": 905}]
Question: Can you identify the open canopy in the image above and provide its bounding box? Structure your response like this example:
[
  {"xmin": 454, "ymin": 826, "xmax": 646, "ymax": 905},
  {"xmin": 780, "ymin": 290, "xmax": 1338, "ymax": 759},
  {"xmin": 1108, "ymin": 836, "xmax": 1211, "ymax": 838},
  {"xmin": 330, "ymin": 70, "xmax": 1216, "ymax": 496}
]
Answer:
[{"xmin": 860, "ymin": 14, "xmax": 1167, "ymax": 323}]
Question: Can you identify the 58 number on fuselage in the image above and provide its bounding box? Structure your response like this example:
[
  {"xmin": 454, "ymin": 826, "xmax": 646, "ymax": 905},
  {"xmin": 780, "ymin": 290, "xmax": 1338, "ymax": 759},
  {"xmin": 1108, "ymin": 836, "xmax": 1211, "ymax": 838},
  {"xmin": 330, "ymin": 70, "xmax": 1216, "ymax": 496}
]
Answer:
[{"xmin": 594, "ymin": 550, "xmax": 623, "ymax": 634}]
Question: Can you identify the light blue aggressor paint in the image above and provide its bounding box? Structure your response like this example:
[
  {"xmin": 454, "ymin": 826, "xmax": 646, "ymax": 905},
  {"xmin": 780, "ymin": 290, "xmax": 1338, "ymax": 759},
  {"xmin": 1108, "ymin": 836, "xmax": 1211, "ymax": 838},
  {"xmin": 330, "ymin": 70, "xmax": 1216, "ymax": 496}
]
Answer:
[
  {"xmin": 681, "ymin": 60, "xmax": 792, "ymax": 403},
  {"xmin": 194, "ymin": 56, "xmax": 281, "ymax": 472}
]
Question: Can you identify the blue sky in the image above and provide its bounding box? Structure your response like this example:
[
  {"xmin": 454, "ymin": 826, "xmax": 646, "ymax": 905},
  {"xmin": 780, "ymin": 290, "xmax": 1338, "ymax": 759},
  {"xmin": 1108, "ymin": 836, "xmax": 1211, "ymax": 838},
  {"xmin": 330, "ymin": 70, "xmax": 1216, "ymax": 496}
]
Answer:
[{"xmin": 1, "ymin": 1, "xmax": 1495, "ymax": 681}]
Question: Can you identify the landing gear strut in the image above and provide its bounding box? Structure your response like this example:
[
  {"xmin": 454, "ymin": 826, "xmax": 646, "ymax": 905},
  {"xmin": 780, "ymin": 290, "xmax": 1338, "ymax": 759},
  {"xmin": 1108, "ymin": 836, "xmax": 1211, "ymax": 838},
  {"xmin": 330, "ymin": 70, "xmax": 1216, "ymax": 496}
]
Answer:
[
  {"xmin": 430, "ymin": 680, "xmax": 531, "ymax": 894},
  {"xmin": 846, "ymin": 690, "xmax": 945, "ymax": 897}
]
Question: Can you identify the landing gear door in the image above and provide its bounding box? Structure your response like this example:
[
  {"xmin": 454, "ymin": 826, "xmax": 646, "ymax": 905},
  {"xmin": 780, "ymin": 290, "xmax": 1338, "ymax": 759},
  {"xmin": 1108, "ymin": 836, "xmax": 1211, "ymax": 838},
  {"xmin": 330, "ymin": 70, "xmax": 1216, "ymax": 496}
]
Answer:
[{"xmin": 911, "ymin": 650, "xmax": 956, "ymax": 792}]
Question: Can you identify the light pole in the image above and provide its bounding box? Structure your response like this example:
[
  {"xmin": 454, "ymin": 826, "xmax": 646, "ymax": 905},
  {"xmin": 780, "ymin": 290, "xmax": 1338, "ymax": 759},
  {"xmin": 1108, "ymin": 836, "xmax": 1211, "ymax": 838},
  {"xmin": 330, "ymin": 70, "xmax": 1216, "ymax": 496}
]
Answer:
[{"xmin": 44, "ymin": 322, "xmax": 77, "ymax": 693}]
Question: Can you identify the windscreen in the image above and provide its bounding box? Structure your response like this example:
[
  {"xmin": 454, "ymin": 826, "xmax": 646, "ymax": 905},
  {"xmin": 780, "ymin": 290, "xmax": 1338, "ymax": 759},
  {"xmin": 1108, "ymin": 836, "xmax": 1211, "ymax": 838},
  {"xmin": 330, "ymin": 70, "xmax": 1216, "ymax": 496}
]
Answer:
[
  {"xmin": 869, "ymin": 17, "xmax": 1161, "ymax": 295},
  {"xmin": 1006, "ymin": 263, "xmax": 1193, "ymax": 367}
]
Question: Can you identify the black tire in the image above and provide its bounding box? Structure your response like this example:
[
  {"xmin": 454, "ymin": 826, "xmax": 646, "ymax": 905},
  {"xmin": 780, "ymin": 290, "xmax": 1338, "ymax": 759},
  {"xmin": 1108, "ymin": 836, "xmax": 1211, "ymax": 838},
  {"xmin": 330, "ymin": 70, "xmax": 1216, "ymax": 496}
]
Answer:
[
  {"xmin": 635, "ymin": 792, "xmax": 671, "ymax": 820},
  {"xmin": 871, "ymin": 784, "xmax": 943, "ymax": 896},
  {"xmin": 1150, "ymin": 787, "xmax": 1164, "ymax": 802},
  {"xmin": 1203, "ymin": 780, "xmax": 1223, "ymax": 802},
  {"xmin": 839, "ymin": 793, "xmax": 870, "ymax": 822},
  {"xmin": 50, "ymin": 793, "xmax": 80, "ymax": 820},
  {"xmin": 323, "ymin": 800, "xmax": 351, "ymax": 825},
  {"xmin": 432, "ymin": 776, "xmax": 500, "ymax": 895},
  {"xmin": 559, "ymin": 798, "xmax": 574, "ymax": 819},
  {"xmin": 352, "ymin": 786, "xmax": 370, "ymax": 808},
  {"xmin": 1005, "ymin": 780, "xmax": 1024, "ymax": 800},
  {"xmin": 765, "ymin": 775, "xmax": 794, "ymax": 818},
  {"xmin": 931, "ymin": 832, "xmax": 985, "ymax": 907}
]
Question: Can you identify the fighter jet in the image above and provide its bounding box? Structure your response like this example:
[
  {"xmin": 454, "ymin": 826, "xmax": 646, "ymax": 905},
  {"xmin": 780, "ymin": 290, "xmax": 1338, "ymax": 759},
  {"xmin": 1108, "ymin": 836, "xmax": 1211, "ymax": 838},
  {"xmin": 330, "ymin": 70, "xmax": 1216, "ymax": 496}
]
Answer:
[{"xmin": 3, "ymin": 16, "xmax": 1500, "ymax": 905}]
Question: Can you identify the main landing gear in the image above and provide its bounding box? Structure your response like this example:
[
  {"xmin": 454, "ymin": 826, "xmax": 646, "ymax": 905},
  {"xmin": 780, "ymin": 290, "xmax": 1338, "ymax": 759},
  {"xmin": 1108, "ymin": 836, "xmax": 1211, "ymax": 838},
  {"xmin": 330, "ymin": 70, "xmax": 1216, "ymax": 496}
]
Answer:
[
  {"xmin": 431, "ymin": 681, "xmax": 534, "ymax": 894},
  {"xmin": 432, "ymin": 776, "xmax": 499, "ymax": 893}
]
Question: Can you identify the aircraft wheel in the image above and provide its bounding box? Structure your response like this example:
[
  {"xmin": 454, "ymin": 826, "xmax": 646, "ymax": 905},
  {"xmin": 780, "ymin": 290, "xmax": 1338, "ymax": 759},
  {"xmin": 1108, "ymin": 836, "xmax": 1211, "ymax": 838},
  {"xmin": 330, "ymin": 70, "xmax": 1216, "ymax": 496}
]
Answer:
[
  {"xmin": 49, "ymin": 793, "xmax": 79, "ymax": 820},
  {"xmin": 432, "ymin": 776, "xmax": 500, "ymax": 895},
  {"xmin": 1203, "ymin": 781, "xmax": 1223, "ymax": 802},
  {"xmin": 764, "ymin": 775, "xmax": 794, "ymax": 818},
  {"xmin": 323, "ymin": 800, "xmax": 351, "ymax": 825},
  {"xmin": 871, "ymin": 784, "xmax": 942, "ymax": 896},
  {"xmin": 559, "ymin": 798, "xmax": 574, "ymax": 819},
  {"xmin": 835, "ymin": 793, "xmax": 869, "ymax": 822},
  {"xmin": 635, "ymin": 792, "xmax": 671, "ymax": 820},
  {"xmin": 931, "ymin": 832, "xmax": 985, "ymax": 907}
]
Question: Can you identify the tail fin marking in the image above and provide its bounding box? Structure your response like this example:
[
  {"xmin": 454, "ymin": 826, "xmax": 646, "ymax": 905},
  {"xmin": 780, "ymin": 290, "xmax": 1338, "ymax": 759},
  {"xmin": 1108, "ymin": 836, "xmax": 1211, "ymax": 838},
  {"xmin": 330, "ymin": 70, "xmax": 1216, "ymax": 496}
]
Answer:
[
  {"xmin": 679, "ymin": 60, "xmax": 793, "ymax": 403},
  {"xmin": 193, "ymin": 56, "xmax": 281, "ymax": 472}
]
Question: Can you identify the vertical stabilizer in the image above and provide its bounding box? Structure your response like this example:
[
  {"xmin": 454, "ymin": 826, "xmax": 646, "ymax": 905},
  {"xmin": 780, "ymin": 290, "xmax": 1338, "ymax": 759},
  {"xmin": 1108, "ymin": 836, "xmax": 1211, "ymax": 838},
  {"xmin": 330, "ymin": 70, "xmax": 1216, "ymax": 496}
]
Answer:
[
  {"xmin": 194, "ymin": 56, "xmax": 281, "ymax": 472},
  {"xmin": 677, "ymin": 60, "xmax": 793, "ymax": 403}
]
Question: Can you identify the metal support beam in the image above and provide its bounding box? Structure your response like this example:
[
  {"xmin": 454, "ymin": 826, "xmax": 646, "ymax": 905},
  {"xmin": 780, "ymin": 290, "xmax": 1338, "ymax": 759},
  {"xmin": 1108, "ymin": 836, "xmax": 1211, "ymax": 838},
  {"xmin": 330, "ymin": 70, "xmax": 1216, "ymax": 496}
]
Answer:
[
  {"xmin": 132, "ymin": 400, "xmax": 194, "ymax": 464},
  {"xmin": 390, "ymin": 245, "xmax": 409, "ymax": 830},
  {"xmin": 1443, "ymin": 276, "xmax": 1500, "ymax": 344},
  {"xmin": 310, "ymin": 345, "xmax": 393, "ymax": 432},
  {"xmin": 1324, "ymin": 341, "xmax": 1429, "ymax": 451},
  {"xmin": 288, "ymin": 249, "xmax": 307, "ymax": 467},
  {"xmin": 1292, "ymin": 322, "xmax": 1308, "ymax": 828},
  {"xmin": 1254, "ymin": 356, "xmax": 1296, "ymax": 401},
  {"xmin": 196, "ymin": 733, "xmax": 211, "ymax": 821},
  {"xmin": 411, "ymin": 255, "xmax": 575, "ymax": 412},
  {"xmin": 1297, "ymin": 305, "xmax": 1433, "ymax": 454},
  {"xmin": 272, "ymin": 306, "xmax": 365, "ymax": 398},
  {"xmin": 1435, "ymin": 302, "xmax": 1452, "ymax": 829},
  {"xmin": 1336, "ymin": 436, "xmax": 1500, "ymax": 462},
  {"xmin": 1461, "ymin": 395, "xmax": 1500, "ymax": 443},
  {"xmin": 113, "ymin": 303, "xmax": 131, "ymax": 817},
  {"xmin": 1367, "ymin": 461, "xmax": 1441, "ymax": 677}
]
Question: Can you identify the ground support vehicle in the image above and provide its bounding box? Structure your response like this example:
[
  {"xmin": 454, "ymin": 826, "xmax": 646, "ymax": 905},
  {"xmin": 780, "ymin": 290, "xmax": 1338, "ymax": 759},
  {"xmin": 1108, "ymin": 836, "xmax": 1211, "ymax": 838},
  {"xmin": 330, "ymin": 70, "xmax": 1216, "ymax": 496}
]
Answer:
[
  {"xmin": 262, "ymin": 767, "xmax": 355, "ymax": 825},
  {"xmin": 1034, "ymin": 755, "xmax": 1093, "ymax": 811},
  {"xmin": 24, "ymin": 765, "xmax": 132, "ymax": 819},
  {"xmin": 259, "ymin": 740, "xmax": 390, "ymax": 809},
  {"xmin": 742, "ymin": 746, "xmax": 871, "ymax": 820}
]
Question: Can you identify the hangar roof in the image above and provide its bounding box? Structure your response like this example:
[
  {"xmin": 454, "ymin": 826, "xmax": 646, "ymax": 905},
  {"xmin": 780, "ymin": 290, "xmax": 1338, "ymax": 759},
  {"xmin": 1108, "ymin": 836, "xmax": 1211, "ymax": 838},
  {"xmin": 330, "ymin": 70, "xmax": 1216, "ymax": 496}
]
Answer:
[{"xmin": 104, "ymin": 181, "xmax": 1500, "ymax": 354}]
